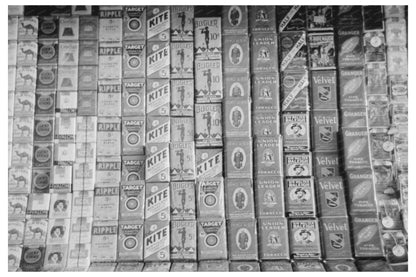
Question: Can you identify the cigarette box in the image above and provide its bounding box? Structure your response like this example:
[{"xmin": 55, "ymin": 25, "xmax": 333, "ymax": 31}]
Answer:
[
  {"xmin": 34, "ymin": 116, "xmax": 54, "ymax": 142},
  {"xmin": 35, "ymin": 91, "xmax": 55, "ymax": 116},
  {"xmin": 224, "ymin": 100, "xmax": 251, "ymax": 138},
  {"xmin": 171, "ymin": 79, "xmax": 194, "ymax": 116},
  {"xmin": 225, "ymin": 138, "xmax": 252, "ymax": 179},
  {"xmin": 316, "ymin": 177, "xmax": 347, "ymax": 217},
  {"xmin": 282, "ymin": 112, "xmax": 310, "ymax": 152},
  {"xmin": 8, "ymin": 221, "xmax": 25, "ymax": 245},
  {"xmin": 12, "ymin": 116, "xmax": 34, "ymax": 143},
  {"xmin": 195, "ymin": 60, "xmax": 223, "ymax": 103},
  {"xmin": 14, "ymin": 92, "xmax": 35, "ymax": 117},
  {"xmin": 285, "ymin": 177, "xmax": 316, "ymax": 217},
  {"xmin": 33, "ymin": 167, "xmax": 50, "ymax": 192},
  {"xmin": 197, "ymin": 219, "xmax": 227, "ymax": 260},
  {"xmin": 280, "ymin": 31, "xmax": 307, "ymax": 71},
  {"xmin": 325, "ymin": 260, "xmax": 357, "ymax": 272},
  {"xmin": 55, "ymin": 92, "xmax": 77, "ymax": 115},
  {"xmin": 99, "ymin": 9, "xmax": 123, "ymax": 42},
  {"xmin": 44, "ymin": 244, "xmax": 68, "ymax": 271},
  {"xmin": 142, "ymin": 261, "xmax": 171, "ymax": 271},
  {"xmin": 24, "ymin": 218, "xmax": 48, "ymax": 245},
  {"xmin": 37, "ymin": 65, "xmax": 58, "ymax": 91},
  {"xmin": 123, "ymin": 41, "xmax": 145, "ymax": 78},
  {"xmin": 46, "ymin": 218, "xmax": 70, "ymax": 245},
  {"xmin": 254, "ymin": 137, "xmax": 283, "ymax": 177},
  {"xmin": 146, "ymin": 78, "xmax": 170, "ymax": 116},
  {"xmin": 387, "ymin": 46, "xmax": 407, "ymax": 75},
  {"xmin": 49, "ymin": 193, "xmax": 71, "ymax": 219},
  {"xmin": 351, "ymin": 213, "xmax": 384, "ymax": 257},
  {"xmin": 17, "ymin": 41, "xmax": 38, "ymax": 66},
  {"xmin": 171, "ymin": 42, "xmax": 194, "ymax": 79},
  {"xmin": 69, "ymin": 217, "xmax": 93, "ymax": 244},
  {"xmin": 227, "ymin": 219, "xmax": 258, "ymax": 260},
  {"xmin": 117, "ymin": 221, "xmax": 144, "ymax": 262},
  {"xmin": 170, "ymin": 181, "xmax": 196, "ymax": 220},
  {"xmin": 145, "ymin": 143, "xmax": 170, "ymax": 183},
  {"xmin": 223, "ymin": 35, "xmax": 249, "ymax": 73},
  {"xmin": 147, "ymin": 6, "xmax": 170, "ymax": 41},
  {"xmin": 170, "ymin": 262, "xmax": 197, "ymax": 272},
  {"xmin": 121, "ymin": 155, "xmax": 145, "ymax": 182},
  {"xmin": 252, "ymin": 73, "xmax": 279, "ymax": 112},
  {"xmin": 364, "ymin": 31, "xmax": 386, "ymax": 63},
  {"xmin": 93, "ymin": 187, "xmax": 120, "ymax": 221},
  {"xmin": 122, "ymin": 78, "xmax": 146, "ymax": 116},
  {"xmin": 20, "ymin": 245, "xmax": 45, "ymax": 272},
  {"xmin": 308, "ymin": 32, "xmax": 335, "ymax": 70},
  {"xmin": 170, "ymin": 141, "xmax": 195, "ymax": 181},
  {"xmin": 289, "ymin": 219, "xmax": 321, "ymax": 259},
  {"xmin": 171, "ymin": 6, "xmax": 194, "ymax": 41},
  {"xmin": 88, "ymin": 262, "xmax": 117, "ymax": 272},
  {"xmin": 261, "ymin": 260, "xmax": 293, "ymax": 272},
  {"xmin": 252, "ymin": 111, "xmax": 279, "ymax": 138},
  {"xmin": 78, "ymin": 66, "xmax": 97, "ymax": 91},
  {"xmin": 292, "ymin": 260, "xmax": 325, "ymax": 272},
  {"xmin": 123, "ymin": 6, "xmax": 146, "ymax": 40},
  {"xmin": 57, "ymin": 66, "xmax": 78, "ymax": 92},
  {"xmin": 122, "ymin": 117, "xmax": 145, "ymax": 155},
  {"xmin": 385, "ymin": 18, "xmax": 407, "ymax": 46},
  {"xmin": 53, "ymin": 140, "xmax": 75, "ymax": 165},
  {"xmin": 284, "ymin": 152, "xmax": 313, "ymax": 177},
  {"xmin": 222, "ymin": 6, "xmax": 248, "ymax": 35},
  {"xmin": 194, "ymin": 17, "xmax": 221, "ymax": 60},
  {"xmin": 11, "ymin": 143, "xmax": 33, "ymax": 168},
  {"xmin": 281, "ymin": 70, "xmax": 309, "ymax": 112},
  {"xmin": 306, "ymin": 6, "xmax": 333, "ymax": 31},
  {"xmin": 339, "ymin": 69, "xmax": 366, "ymax": 108},
  {"xmin": 311, "ymin": 70, "xmax": 337, "ymax": 110},
  {"xmin": 258, "ymin": 217, "xmax": 290, "ymax": 260},
  {"xmin": 366, "ymin": 62, "xmax": 388, "ymax": 96},
  {"xmin": 146, "ymin": 40, "xmax": 170, "ymax": 79},
  {"xmin": 58, "ymin": 41, "xmax": 78, "ymax": 66},
  {"xmin": 71, "ymin": 191, "xmax": 94, "ymax": 218},
  {"xmin": 145, "ymin": 182, "xmax": 170, "ymax": 222},
  {"xmin": 119, "ymin": 181, "xmax": 145, "ymax": 221},
  {"xmin": 248, "ymin": 6, "xmax": 276, "ymax": 33},
  {"xmin": 18, "ymin": 16, "xmax": 38, "ymax": 40},
  {"xmin": 91, "ymin": 220, "xmax": 118, "ymax": 262},
  {"xmin": 336, "ymin": 6, "xmax": 363, "ymax": 27},
  {"xmin": 66, "ymin": 242, "xmax": 91, "ymax": 269},
  {"xmin": 225, "ymin": 178, "xmax": 254, "ymax": 219},
  {"xmin": 170, "ymin": 117, "xmax": 194, "ymax": 142},
  {"xmin": 195, "ymin": 149, "xmax": 223, "ymax": 179},
  {"xmin": 8, "ymin": 245, "xmax": 22, "ymax": 271},
  {"xmin": 79, "ymin": 40, "xmax": 98, "ymax": 66},
  {"xmin": 8, "ymin": 194, "xmax": 28, "ymax": 220},
  {"xmin": 346, "ymin": 170, "xmax": 378, "ymax": 214},
  {"xmin": 277, "ymin": 6, "xmax": 307, "ymax": 32},
  {"xmin": 146, "ymin": 116, "xmax": 170, "ymax": 143},
  {"xmin": 223, "ymin": 73, "xmax": 250, "ymax": 101},
  {"xmin": 15, "ymin": 66, "xmax": 37, "ymax": 92},
  {"xmin": 115, "ymin": 262, "xmax": 144, "ymax": 272},
  {"xmin": 97, "ymin": 117, "xmax": 121, "ymax": 157},
  {"xmin": 254, "ymin": 175, "xmax": 285, "ymax": 217},
  {"xmin": 8, "ymin": 16, "xmax": 18, "ymax": 40},
  {"xmin": 194, "ymin": 103, "xmax": 223, "ymax": 147},
  {"xmin": 340, "ymin": 107, "xmax": 367, "ymax": 128},
  {"xmin": 342, "ymin": 127, "xmax": 371, "ymax": 170},
  {"xmin": 33, "ymin": 142, "xmax": 53, "ymax": 168},
  {"xmin": 8, "ymin": 167, "xmax": 31, "ymax": 194},
  {"xmin": 26, "ymin": 193, "xmax": 50, "ymax": 219},
  {"xmin": 59, "ymin": 17, "xmax": 79, "ymax": 40},
  {"xmin": 50, "ymin": 165, "xmax": 72, "ymax": 192},
  {"xmin": 320, "ymin": 217, "xmax": 353, "ymax": 259},
  {"xmin": 197, "ymin": 178, "xmax": 225, "ymax": 218},
  {"xmin": 98, "ymin": 42, "xmax": 122, "ymax": 80},
  {"xmin": 96, "ymin": 156, "xmax": 121, "ymax": 185},
  {"xmin": 312, "ymin": 110, "xmax": 339, "ymax": 151},
  {"xmin": 79, "ymin": 16, "xmax": 98, "ymax": 40},
  {"xmin": 251, "ymin": 33, "xmax": 278, "ymax": 73},
  {"xmin": 170, "ymin": 220, "xmax": 197, "ymax": 261},
  {"xmin": 144, "ymin": 220, "xmax": 170, "ymax": 261},
  {"xmin": 337, "ymin": 27, "xmax": 364, "ymax": 68},
  {"xmin": 37, "ymin": 40, "xmax": 58, "ymax": 65}
]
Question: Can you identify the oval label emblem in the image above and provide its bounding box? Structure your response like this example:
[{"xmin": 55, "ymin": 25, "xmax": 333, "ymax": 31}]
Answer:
[
  {"xmin": 233, "ymin": 187, "xmax": 248, "ymax": 210},
  {"xmin": 232, "ymin": 147, "xmax": 246, "ymax": 170},
  {"xmin": 229, "ymin": 43, "xmax": 243, "ymax": 65},
  {"xmin": 230, "ymin": 82, "xmax": 244, "ymax": 97},
  {"xmin": 229, "ymin": 106, "xmax": 244, "ymax": 128},
  {"xmin": 228, "ymin": 6, "xmax": 242, "ymax": 27},
  {"xmin": 236, "ymin": 228, "xmax": 251, "ymax": 250}
]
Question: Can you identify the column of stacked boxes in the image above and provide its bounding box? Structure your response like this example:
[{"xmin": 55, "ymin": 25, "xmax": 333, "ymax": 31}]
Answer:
[
  {"xmin": 336, "ymin": 7, "xmax": 386, "ymax": 262},
  {"xmin": 144, "ymin": 6, "xmax": 171, "ymax": 263},
  {"xmin": 169, "ymin": 6, "xmax": 197, "ymax": 269},
  {"xmin": 306, "ymin": 7, "xmax": 355, "ymax": 269},
  {"xmin": 8, "ymin": 10, "xmax": 33, "ymax": 272},
  {"xmin": 278, "ymin": 6, "xmax": 322, "ymax": 263},
  {"xmin": 375, "ymin": 6, "xmax": 408, "ymax": 268},
  {"xmin": 248, "ymin": 6, "xmax": 288, "ymax": 270},
  {"xmin": 193, "ymin": 15, "xmax": 228, "ymax": 264},
  {"xmin": 222, "ymin": 6, "xmax": 258, "ymax": 268}
]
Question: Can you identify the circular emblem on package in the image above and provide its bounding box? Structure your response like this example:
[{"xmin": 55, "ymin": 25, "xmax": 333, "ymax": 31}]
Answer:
[
  {"xmin": 40, "ymin": 20, "xmax": 57, "ymax": 35},
  {"xmin": 35, "ymin": 121, "xmax": 52, "ymax": 137},
  {"xmin": 39, "ymin": 69, "xmax": 55, "ymax": 85},
  {"xmin": 294, "ymin": 228, "xmax": 315, "ymax": 245},
  {"xmin": 23, "ymin": 248, "xmax": 42, "ymax": 264},
  {"xmin": 392, "ymin": 245, "xmax": 406, "ymax": 257},
  {"xmin": 230, "ymin": 82, "xmax": 244, "ymax": 97},
  {"xmin": 281, "ymin": 36, "xmax": 294, "ymax": 49},
  {"xmin": 128, "ymin": 18, "xmax": 141, "ymax": 31},
  {"xmin": 34, "ymin": 172, "xmax": 50, "ymax": 190},
  {"xmin": 334, "ymin": 264, "xmax": 353, "ymax": 271},
  {"xmin": 125, "ymin": 197, "xmax": 139, "ymax": 211},
  {"xmin": 237, "ymin": 264, "xmax": 253, "ymax": 271},
  {"xmin": 127, "ymin": 172, "xmax": 140, "ymax": 181},
  {"xmin": 283, "ymin": 75, "xmax": 296, "ymax": 88},
  {"xmin": 228, "ymin": 6, "xmax": 242, "ymax": 27},
  {"xmin": 39, "ymin": 44, "xmax": 56, "ymax": 60},
  {"xmin": 127, "ymin": 94, "xmax": 141, "ymax": 107},
  {"xmin": 370, "ymin": 36, "xmax": 382, "ymax": 48},
  {"xmin": 290, "ymin": 187, "xmax": 311, "ymax": 203},
  {"xmin": 205, "ymin": 234, "xmax": 219, "ymax": 247},
  {"xmin": 381, "ymin": 216, "xmax": 394, "ymax": 229},
  {"xmin": 204, "ymin": 193, "xmax": 217, "ymax": 207},
  {"xmin": 127, "ymin": 132, "xmax": 140, "ymax": 146},
  {"xmin": 382, "ymin": 141, "xmax": 394, "ymax": 152},
  {"xmin": 123, "ymin": 237, "xmax": 138, "ymax": 250},
  {"xmin": 128, "ymin": 56, "xmax": 141, "ymax": 69},
  {"xmin": 35, "ymin": 147, "xmax": 51, "ymax": 163}
]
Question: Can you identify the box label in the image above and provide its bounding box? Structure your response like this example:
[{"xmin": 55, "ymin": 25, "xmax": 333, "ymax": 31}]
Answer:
[
  {"xmin": 123, "ymin": 41, "xmax": 145, "ymax": 78},
  {"xmin": 144, "ymin": 221, "xmax": 170, "ymax": 261},
  {"xmin": 119, "ymin": 181, "xmax": 145, "ymax": 220},
  {"xmin": 198, "ymin": 219, "xmax": 227, "ymax": 260},
  {"xmin": 147, "ymin": 6, "xmax": 170, "ymax": 41},
  {"xmin": 311, "ymin": 70, "xmax": 337, "ymax": 110},
  {"xmin": 197, "ymin": 178, "xmax": 224, "ymax": 218},
  {"xmin": 286, "ymin": 177, "xmax": 316, "ymax": 217},
  {"xmin": 122, "ymin": 79, "xmax": 146, "ymax": 116},
  {"xmin": 223, "ymin": 73, "xmax": 250, "ymax": 101},
  {"xmin": 146, "ymin": 116, "xmax": 170, "ymax": 143},
  {"xmin": 123, "ymin": 6, "xmax": 146, "ymax": 40},
  {"xmin": 281, "ymin": 70, "xmax": 309, "ymax": 111},
  {"xmin": 258, "ymin": 218, "xmax": 289, "ymax": 260},
  {"xmin": 195, "ymin": 149, "xmax": 223, "ymax": 179},
  {"xmin": 308, "ymin": 33, "xmax": 335, "ymax": 69},
  {"xmin": 351, "ymin": 214, "xmax": 384, "ymax": 257},
  {"xmin": 252, "ymin": 111, "xmax": 279, "ymax": 138},
  {"xmin": 346, "ymin": 170, "xmax": 377, "ymax": 214},
  {"xmin": 285, "ymin": 153, "xmax": 312, "ymax": 177},
  {"xmin": 91, "ymin": 221, "xmax": 118, "ymax": 262},
  {"xmin": 171, "ymin": 6, "xmax": 194, "ymax": 41},
  {"xmin": 195, "ymin": 60, "xmax": 223, "ymax": 103},
  {"xmin": 79, "ymin": 16, "xmax": 98, "ymax": 40},
  {"xmin": 282, "ymin": 112, "xmax": 310, "ymax": 152},
  {"xmin": 117, "ymin": 222, "xmax": 144, "ymax": 262},
  {"xmin": 251, "ymin": 33, "xmax": 278, "ymax": 73},
  {"xmin": 321, "ymin": 217, "xmax": 353, "ymax": 259},
  {"xmin": 122, "ymin": 117, "xmax": 145, "ymax": 155},
  {"xmin": 171, "ymin": 181, "xmax": 196, "ymax": 220},
  {"xmin": 306, "ymin": 6, "xmax": 333, "ymax": 31},
  {"xmin": 79, "ymin": 40, "xmax": 98, "ymax": 65},
  {"xmin": 195, "ymin": 104, "xmax": 223, "ymax": 147},
  {"xmin": 121, "ymin": 155, "xmax": 145, "ymax": 182},
  {"xmin": 93, "ymin": 187, "xmax": 119, "ymax": 221},
  {"xmin": 254, "ymin": 137, "xmax": 283, "ymax": 176},
  {"xmin": 96, "ymin": 157, "xmax": 121, "ymax": 185},
  {"xmin": 225, "ymin": 178, "xmax": 254, "ymax": 219},
  {"xmin": 342, "ymin": 128, "xmax": 371, "ymax": 170},
  {"xmin": 228, "ymin": 219, "xmax": 258, "ymax": 260},
  {"xmin": 224, "ymin": 101, "xmax": 251, "ymax": 138},
  {"xmin": 337, "ymin": 28, "xmax": 364, "ymax": 68},
  {"xmin": 170, "ymin": 142, "xmax": 195, "ymax": 181},
  {"xmin": 171, "ymin": 42, "xmax": 194, "ymax": 79},
  {"xmin": 289, "ymin": 219, "xmax": 321, "ymax": 259},
  {"xmin": 222, "ymin": 6, "xmax": 248, "ymax": 35},
  {"xmin": 249, "ymin": 6, "xmax": 276, "ymax": 33},
  {"xmin": 97, "ymin": 117, "xmax": 121, "ymax": 157},
  {"xmin": 170, "ymin": 117, "xmax": 194, "ymax": 142},
  {"xmin": 225, "ymin": 138, "xmax": 252, "ymax": 179},
  {"xmin": 252, "ymin": 73, "xmax": 279, "ymax": 112},
  {"xmin": 98, "ymin": 43, "xmax": 122, "ymax": 80},
  {"xmin": 339, "ymin": 69, "xmax": 366, "ymax": 108},
  {"xmin": 146, "ymin": 79, "xmax": 170, "ymax": 116},
  {"xmin": 170, "ymin": 220, "xmax": 197, "ymax": 260},
  {"xmin": 146, "ymin": 41, "xmax": 170, "ymax": 79},
  {"xmin": 280, "ymin": 31, "xmax": 307, "ymax": 71},
  {"xmin": 254, "ymin": 176, "xmax": 285, "ymax": 217},
  {"xmin": 194, "ymin": 17, "xmax": 221, "ymax": 60},
  {"xmin": 145, "ymin": 143, "xmax": 170, "ymax": 182},
  {"xmin": 312, "ymin": 110, "xmax": 339, "ymax": 151},
  {"xmin": 277, "ymin": 6, "xmax": 306, "ymax": 32},
  {"xmin": 171, "ymin": 79, "xmax": 194, "ymax": 116},
  {"xmin": 223, "ymin": 35, "xmax": 249, "ymax": 73}
]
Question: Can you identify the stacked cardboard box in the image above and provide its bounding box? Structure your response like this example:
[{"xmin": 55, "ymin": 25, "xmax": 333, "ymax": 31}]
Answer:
[{"xmin": 222, "ymin": 6, "xmax": 257, "ymax": 263}]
